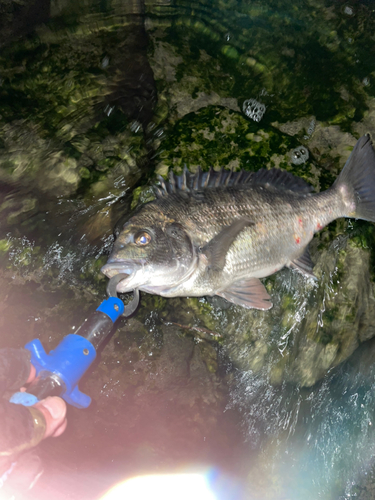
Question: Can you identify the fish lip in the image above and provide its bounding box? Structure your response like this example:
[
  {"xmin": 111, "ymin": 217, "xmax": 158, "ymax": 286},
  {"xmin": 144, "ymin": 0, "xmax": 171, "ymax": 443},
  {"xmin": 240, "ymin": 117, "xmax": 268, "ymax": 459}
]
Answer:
[
  {"xmin": 101, "ymin": 261, "xmax": 142, "ymax": 293},
  {"xmin": 101, "ymin": 262, "xmax": 138, "ymax": 278},
  {"xmin": 100, "ymin": 259, "xmax": 142, "ymax": 278}
]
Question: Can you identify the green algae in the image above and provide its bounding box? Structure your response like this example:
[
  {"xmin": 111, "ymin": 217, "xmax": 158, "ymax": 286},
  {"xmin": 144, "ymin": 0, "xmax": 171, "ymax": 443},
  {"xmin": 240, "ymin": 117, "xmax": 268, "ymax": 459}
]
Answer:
[
  {"xmin": 183, "ymin": 297, "xmax": 218, "ymax": 332},
  {"xmin": 0, "ymin": 239, "xmax": 11, "ymax": 254},
  {"xmin": 150, "ymin": 0, "xmax": 374, "ymax": 132},
  {"xmin": 155, "ymin": 105, "xmax": 327, "ymax": 196},
  {"xmin": 131, "ymin": 186, "xmax": 156, "ymax": 211}
]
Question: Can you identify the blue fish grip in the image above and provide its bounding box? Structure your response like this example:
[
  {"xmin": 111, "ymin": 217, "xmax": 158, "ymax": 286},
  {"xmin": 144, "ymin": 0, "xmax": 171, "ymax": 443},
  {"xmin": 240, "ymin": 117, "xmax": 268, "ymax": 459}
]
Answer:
[
  {"xmin": 25, "ymin": 335, "xmax": 96, "ymax": 409},
  {"xmin": 96, "ymin": 296, "xmax": 124, "ymax": 321},
  {"xmin": 20, "ymin": 297, "xmax": 125, "ymax": 409}
]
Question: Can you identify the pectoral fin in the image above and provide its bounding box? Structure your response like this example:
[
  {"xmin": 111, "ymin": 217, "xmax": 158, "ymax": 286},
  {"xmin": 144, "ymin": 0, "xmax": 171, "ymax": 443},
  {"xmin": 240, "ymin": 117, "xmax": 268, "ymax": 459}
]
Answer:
[
  {"xmin": 289, "ymin": 246, "xmax": 316, "ymax": 278},
  {"xmin": 202, "ymin": 218, "xmax": 254, "ymax": 272},
  {"xmin": 216, "ymin": 277, "xmax": 272, "ymax": 310}
]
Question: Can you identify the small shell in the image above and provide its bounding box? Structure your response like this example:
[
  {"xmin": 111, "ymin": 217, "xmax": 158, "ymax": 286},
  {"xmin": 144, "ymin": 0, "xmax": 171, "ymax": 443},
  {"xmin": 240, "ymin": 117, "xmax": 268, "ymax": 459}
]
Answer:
[
  {"xmin": 290, "ymin": 145, "xmax": 309, "ymax": 165},
  {"xmin": 242, "ymin": 98, "xmax": 266, "ymax": 122}
]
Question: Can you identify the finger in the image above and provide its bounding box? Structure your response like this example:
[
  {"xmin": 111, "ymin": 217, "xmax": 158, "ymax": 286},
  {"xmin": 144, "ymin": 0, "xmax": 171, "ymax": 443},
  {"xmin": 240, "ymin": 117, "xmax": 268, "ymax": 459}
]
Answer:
[
  {"xmin": 26, "ymin": 364, "xmax": 36, "ymax": 384},
  {"xmin": 34, "ymin": 396, "xmax": 67, "ymax": 439},
  {"xmin": 52, "ymin": 417, "xmax": 68, "ymax": 437}
]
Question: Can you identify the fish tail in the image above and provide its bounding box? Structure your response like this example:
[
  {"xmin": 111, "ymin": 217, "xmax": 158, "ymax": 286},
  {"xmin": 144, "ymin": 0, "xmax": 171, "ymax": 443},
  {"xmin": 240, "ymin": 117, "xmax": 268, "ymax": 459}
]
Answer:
[{"xmin": 334, "ymin": 134, "xmax": 375, "ymax": 222}]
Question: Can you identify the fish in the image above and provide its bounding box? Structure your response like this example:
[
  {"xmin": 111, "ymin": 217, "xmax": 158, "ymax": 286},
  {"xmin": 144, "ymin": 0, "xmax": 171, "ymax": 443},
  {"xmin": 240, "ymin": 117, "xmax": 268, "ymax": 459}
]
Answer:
[{"xmin": 101, "ymin": 134, "xmax": 375, "ymax": 310}]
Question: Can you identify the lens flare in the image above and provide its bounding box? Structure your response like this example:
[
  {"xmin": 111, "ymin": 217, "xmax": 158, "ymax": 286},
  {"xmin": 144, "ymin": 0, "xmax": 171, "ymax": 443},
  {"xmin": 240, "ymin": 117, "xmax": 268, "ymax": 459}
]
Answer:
[{"xmin": 100, "ymin": 473, "xmax": 218, "ymax": 500}]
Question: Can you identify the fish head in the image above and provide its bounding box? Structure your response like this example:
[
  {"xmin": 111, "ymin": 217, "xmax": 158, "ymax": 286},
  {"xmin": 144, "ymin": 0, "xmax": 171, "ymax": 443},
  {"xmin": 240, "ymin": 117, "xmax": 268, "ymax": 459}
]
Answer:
[{"xmin": 101, "ymin": 208, "xmax": 197, "ymax": 294}]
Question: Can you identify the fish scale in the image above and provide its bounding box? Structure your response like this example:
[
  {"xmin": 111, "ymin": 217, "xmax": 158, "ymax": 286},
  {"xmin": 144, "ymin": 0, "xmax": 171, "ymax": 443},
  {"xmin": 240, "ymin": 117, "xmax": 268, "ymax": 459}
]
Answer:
[{"xmin": 155, "ymin": 187, "xmax": 338, "ymax": 293}]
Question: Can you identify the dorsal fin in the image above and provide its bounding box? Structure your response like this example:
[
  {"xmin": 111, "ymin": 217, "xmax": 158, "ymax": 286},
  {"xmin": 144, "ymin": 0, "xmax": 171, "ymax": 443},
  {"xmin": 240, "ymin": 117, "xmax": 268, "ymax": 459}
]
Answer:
[
  {"xmin": 155, "ymin": 167, "xmax": 313, "ymax": 198},
  {"xmin": 251, "ymin": 168, "xmax": 313, "ymax": 194},
  {"xmin": 155, "ymin": 167, "xmax": 256, "ymax": 197},
  {"xmin": 193, "ymin": 166, "xmax": 202, "ymax": 190},
  {"xmin": 168, "ymin": 170, "xmax": 176, "ymax": 193}
]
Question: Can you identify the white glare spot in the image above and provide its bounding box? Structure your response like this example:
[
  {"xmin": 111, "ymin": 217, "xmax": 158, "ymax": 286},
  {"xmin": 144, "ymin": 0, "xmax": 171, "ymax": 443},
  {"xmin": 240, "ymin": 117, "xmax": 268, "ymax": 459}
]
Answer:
[
  {"xmin": 363, "ymin": 77, "xmax": 370, "ymax": 87},
  {"xmin": 130, "ymin": 120, "xmax": 142, "ymax": 133},
  {"xmin": 101, "ymin": 56, "xmax": 110, "ymax": 68},
  {"xmin": 99, "ymin": 474, "xmax": 218, "ymax": 500},
  {"xmin": 104, "ymin": 105, "xmax": 114, "ymax": 116}
]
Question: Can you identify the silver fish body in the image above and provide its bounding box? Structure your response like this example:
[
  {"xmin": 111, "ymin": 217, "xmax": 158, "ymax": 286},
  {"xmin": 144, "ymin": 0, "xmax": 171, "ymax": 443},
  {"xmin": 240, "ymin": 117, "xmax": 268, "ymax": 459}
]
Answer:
[{"xmin": 102, "ymin": 135, "xmax": 375, "ymax": 310}]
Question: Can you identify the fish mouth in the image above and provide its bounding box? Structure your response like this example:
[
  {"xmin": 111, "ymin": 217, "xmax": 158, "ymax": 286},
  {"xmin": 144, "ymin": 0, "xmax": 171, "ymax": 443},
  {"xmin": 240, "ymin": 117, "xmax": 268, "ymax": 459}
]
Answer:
[
  {"xmin": 101, "ymin": 261, "xmax": 139, "ymax": 294},
  {"xmin": 106, "ymin": 273, "xmax": 140, "ymax": 316},
  {"xmin": 106, "ymin": 273, "xmax": 131, "ymax": 297},
  {"xmin": 101, "ymin": 262, "xmax": 135, "ymax": 278}
]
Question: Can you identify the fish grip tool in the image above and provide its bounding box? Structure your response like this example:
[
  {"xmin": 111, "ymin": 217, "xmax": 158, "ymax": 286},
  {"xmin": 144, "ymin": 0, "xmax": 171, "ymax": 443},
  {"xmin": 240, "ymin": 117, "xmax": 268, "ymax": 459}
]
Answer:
[{"xmin": 9, "ymin": 297, "xmax": 126, "ymax": 409}]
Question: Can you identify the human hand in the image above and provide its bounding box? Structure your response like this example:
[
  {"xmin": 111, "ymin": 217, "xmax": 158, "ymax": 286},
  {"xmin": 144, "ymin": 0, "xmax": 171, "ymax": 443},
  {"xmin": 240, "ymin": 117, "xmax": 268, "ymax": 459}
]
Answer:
[{"xmin": 25, "ymin": 364, "xmax": 68, "ymax": 438}]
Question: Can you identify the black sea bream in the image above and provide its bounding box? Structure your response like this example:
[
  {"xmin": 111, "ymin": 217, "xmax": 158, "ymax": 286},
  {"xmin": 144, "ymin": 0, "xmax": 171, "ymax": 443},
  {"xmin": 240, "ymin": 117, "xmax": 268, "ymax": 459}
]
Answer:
[{"xmin": 102, "ymin": 135, "xmax": 375, "ymax": 310}]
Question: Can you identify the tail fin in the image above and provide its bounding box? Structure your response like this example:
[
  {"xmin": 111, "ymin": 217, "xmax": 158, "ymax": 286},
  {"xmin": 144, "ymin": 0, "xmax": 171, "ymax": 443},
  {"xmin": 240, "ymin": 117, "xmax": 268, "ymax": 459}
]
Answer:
[{"xmin": 334, "ymin": 134, "xmax": 375, "ymax": 222}]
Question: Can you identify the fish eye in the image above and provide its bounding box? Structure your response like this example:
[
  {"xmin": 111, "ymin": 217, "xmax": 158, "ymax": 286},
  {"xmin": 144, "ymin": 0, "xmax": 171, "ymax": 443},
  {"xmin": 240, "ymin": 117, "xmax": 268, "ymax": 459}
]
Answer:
[{"xmin": 134, "ymin": 231, "xmax": 152, "ymax": 246}]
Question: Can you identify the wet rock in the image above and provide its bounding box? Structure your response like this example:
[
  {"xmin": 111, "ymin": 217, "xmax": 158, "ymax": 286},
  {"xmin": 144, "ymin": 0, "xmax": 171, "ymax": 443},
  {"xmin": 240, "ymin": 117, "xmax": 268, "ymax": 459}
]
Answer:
[
  {"xmin": 103, "ymin": 23, "xmax": 157, "ymax": 128},
  {"xmin": 154, "ymin": 106, "xmax": 319, "ymax": 186},
  {"xmin": 0, "ymin": 15, "xmax": 152, "ymax": 208},
  {"xmin": 272, "ymin": 116, "xmax": 316, "ymax": 138},
  {"xmin": 0, "ymin": 193, "xmax": 38, "ymax": 228},
  {"xmin": 0, "ymin": 0, "xmax": 50, "ymax": 48},
  {"xmin": 146, "ymin": 0, "xmax": 374, "ymax": 133},
  {"xmin": 40, "ymin": 316, "xmax": 232, "ymax": 474},
  {"xmin": 220, "ymin": 228, "xmax": 375, "ymax": 388},
  {"xmin": 148, "ymin": 38, "xmax": 240, "ymax": 125},
  {"xmin": 353, "ymin": 97, "xmax": 375, "ymax": 140},
  {"xmin": 307, "ymin": 124, "xmax": 357, "ymax": 169},
  {"xmin": 0, "ymin": 121, "xmax": 80, "ymax": 197}
]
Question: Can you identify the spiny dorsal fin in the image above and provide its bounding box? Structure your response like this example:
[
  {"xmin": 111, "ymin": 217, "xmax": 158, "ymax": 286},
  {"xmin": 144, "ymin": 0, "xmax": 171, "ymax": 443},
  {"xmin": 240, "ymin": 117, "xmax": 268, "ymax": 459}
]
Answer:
[
  {"xmin": 193, "ymin": 166, "xmax": 202, "ymax": 190},
  {"xmin": 251, "ymin": 168, "xmax": 313, "ymax": 194},
  {"xmin": 155, "ymin": 166, "xmax": 314, "ymax": 198},
  {"xmin": 155, "ymin": 167, "xmax": 256, "ymax": 197},
  {"xmin": 168, "ymin": 170, "xmax": 176, "ymax": 193}
]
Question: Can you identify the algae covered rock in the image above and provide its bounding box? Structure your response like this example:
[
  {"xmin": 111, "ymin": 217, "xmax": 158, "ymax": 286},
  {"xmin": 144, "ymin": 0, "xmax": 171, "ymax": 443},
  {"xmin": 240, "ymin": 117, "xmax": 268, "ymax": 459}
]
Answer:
[
  {"xmin": 0, "ymin": 121, "xmax": 80, "ymax": 197},
  {"xmin": 0, "ymin": 14, "xmax": 152, "ymax": 209},
  {"xmin": 155, "ymin": 105, "xmax": 319, "ymax": 182}
]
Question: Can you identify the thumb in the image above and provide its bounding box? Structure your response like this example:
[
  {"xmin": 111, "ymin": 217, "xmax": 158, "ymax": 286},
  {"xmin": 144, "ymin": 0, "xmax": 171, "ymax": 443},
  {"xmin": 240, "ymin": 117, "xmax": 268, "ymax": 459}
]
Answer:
[{"xmin": 34, "ymin": 396, "xmax": 68, "ymax": 438}]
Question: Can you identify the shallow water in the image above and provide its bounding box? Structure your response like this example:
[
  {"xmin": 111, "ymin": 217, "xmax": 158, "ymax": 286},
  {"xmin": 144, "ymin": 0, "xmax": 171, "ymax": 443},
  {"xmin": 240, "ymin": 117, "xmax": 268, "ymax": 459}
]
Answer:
[{"xmin": 1, "ymin": 0, "xmax": 375, "ymax": 499}]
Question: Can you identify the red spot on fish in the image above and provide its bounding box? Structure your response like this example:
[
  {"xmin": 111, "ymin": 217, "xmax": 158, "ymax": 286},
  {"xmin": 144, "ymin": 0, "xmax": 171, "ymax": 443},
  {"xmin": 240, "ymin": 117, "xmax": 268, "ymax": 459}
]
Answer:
[
  {"xmin": 298, "ymin": 218, "xmax": 303, "ymax": 226},
  {"xmin": 316, "ymin": 222, "xmax": 323, "ymax": 231},
  {"xmin": 295, "ymin": 235, "xmax": 301, "ymax": 244}
]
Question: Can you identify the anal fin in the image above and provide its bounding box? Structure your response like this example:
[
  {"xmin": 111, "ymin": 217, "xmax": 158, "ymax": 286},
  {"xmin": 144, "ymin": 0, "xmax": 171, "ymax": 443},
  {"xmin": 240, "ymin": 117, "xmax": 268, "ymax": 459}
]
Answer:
[
  {"xmin": 216, "ymin": 277, "xmax": 272, "ymax": 310},
  {"xmin": 289, "ymin": 246, "xmax": 316, "ymax": 278}
]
